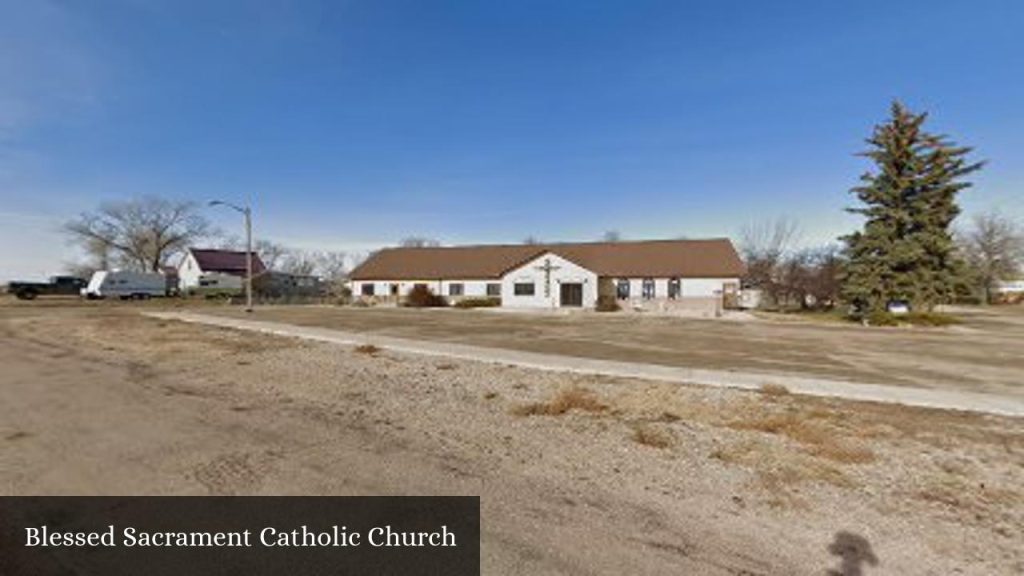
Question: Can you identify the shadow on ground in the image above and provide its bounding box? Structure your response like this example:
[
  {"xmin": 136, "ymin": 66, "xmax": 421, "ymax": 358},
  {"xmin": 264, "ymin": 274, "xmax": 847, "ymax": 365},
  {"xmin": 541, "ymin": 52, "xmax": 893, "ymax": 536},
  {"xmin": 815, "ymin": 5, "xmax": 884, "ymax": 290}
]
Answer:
[{"xmin": 827, "ymin": 531, "xmax": 878, "ymax": 575}]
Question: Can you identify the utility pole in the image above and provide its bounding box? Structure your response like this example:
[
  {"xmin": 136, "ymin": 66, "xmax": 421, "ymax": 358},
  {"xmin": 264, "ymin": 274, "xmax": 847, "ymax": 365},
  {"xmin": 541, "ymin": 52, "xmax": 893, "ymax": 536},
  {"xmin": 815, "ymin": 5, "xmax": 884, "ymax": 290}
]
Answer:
[{"xmin": 209, "ymin": 200, "xmax": 254, "ymax": 313}]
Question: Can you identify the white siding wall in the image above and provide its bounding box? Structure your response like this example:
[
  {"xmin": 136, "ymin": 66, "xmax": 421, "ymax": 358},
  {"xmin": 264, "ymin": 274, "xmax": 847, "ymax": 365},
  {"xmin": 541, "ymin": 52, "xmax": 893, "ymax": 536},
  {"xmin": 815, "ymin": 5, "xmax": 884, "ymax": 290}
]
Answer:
[
  {"xmin": 350, "ymin": 273, "xmax": 739, "ymax": 309},
  {"xmin": 682, "ymin": 278, "xmax": 734, "ymax": 297},
  {"xmin": 178, "ymin": 253, "xmax": 245, "ymax": 291},
  {"xmin": 177, "ymin": 252, "xmax": 202, "ymax": 289},
  {"xmin": 612, "ymin": 277, "xmax": 739, "ymax": 300},
  {"xmin": 438, "ymin": 280, "xmax": 495, "ymax": 298},
  {"xmin": 351, "ymin": 280, "xmax": 501, "ymax": 299},
  {"xmin": 501, "ymin": 253, "xmax": 598, "ymax": 309}
]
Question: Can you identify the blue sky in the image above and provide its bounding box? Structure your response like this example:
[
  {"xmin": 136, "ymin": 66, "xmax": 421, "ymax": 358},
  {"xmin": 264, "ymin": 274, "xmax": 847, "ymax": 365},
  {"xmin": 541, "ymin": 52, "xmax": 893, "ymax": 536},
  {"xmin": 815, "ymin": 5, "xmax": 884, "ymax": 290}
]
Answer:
[{"xmin": 2, "ymin": 0, "xmax": 1022, "ymax": 280}]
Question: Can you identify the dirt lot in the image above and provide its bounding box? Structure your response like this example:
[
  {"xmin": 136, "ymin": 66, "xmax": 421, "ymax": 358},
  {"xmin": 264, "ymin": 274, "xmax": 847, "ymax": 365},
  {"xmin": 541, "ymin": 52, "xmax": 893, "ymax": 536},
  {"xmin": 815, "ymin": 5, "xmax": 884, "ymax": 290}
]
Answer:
[
  {"xmin": 205, "ymin": 304, "xmax": 1024, "ymax": 397},
  {"xmin": 2, "ymin": 301, "xmax": 1023, "ymax": 574}
]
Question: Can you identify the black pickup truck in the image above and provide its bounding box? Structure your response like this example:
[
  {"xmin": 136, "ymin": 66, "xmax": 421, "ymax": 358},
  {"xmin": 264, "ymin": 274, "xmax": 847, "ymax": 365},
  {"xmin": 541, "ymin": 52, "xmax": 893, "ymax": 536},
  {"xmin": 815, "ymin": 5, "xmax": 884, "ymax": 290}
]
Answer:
[{"xmin": 7, "ymin": 276, "xmax": 87, "ymax": 300}]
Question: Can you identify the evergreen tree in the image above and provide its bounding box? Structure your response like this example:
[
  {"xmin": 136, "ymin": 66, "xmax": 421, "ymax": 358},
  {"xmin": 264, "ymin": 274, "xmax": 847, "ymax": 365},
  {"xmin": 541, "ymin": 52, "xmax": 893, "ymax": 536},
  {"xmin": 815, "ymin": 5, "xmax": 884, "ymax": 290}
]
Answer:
[{"xmin": 841, "ymin": 102, "xmax": 983, "ymax": 314}]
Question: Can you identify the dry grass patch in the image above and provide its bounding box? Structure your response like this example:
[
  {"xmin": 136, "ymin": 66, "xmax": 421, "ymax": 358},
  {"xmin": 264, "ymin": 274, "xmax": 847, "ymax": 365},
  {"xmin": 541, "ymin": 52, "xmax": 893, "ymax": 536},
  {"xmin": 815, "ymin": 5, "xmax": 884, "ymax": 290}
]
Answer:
[
  {"xmin": 631, "ymin": 425, "xmax": 673, "ymax": 449},
  {"xmin": 709, "ymin": 438, "xmax": 767, "ymax": 465},
  {"xmin": 710, "ymin": 438, "xmax": 854, "ymax": 501},
  {"xmin": 758, "ymin": 383, "xmax": 791, "ymax": 397},
  {"xmin": 513, "ymin": 387, "xmax": 608, "ymax": 417},
  {"xmin": 730, "ymin": 411, "xmax": 830, "ymax": 444},
  {"xmin": 806, "ymin": 442, "xmax": 876, "ymax": 464},
  {"xmin": 726, "ymin": 405, "xmax": 877, "ymax": 465},
  {"xmin": 915, "ymin": 473, "xmax": 1023, "ymax": 522},
  {"xmin": 48, "ymin": 312, "xmax": 297, "ymax": 359},
  {"xmin": 353, "ymin": 344, "xmax": 382, "ymax": 356}
]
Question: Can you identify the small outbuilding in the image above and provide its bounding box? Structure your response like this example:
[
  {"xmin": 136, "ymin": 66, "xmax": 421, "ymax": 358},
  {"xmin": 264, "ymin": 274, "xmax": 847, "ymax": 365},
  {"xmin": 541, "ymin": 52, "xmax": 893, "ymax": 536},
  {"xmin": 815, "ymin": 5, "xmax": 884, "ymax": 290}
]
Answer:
[{"xmin": 177, "ymin": 248, "xmax": 267, "ymax": 292}]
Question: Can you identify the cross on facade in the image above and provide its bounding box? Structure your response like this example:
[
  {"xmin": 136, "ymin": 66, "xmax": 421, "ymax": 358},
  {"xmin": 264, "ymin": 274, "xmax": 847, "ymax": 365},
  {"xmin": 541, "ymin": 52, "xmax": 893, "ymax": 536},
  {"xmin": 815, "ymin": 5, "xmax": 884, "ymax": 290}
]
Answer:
[{"xmin": 535, "ymin": 257, "xmax": 560, "ymax": 297}]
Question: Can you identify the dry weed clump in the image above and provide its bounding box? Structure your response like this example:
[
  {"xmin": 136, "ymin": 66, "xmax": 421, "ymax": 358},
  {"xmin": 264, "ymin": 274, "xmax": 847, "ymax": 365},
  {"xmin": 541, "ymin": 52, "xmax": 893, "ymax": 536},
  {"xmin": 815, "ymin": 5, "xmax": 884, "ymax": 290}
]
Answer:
[
  {"xmin": 631, "ymin": 425, "xmax": 673, "ymax": 449},
  {"xmin": 711, "ymin": 439, "xmax": 853, "ymax": 507},
  {"xmin": 806, "ymin": 442, "xmax": 877, "ymax": 464},
  {"xmin": 758, "ymin": 383, "xmax": 791, "ymax": 397},
  {"xmin": 727, "ymin": 407, "xmax": 876, "ymax": 465},
  {"xmin": 914, "ymin": 473, "xmax": 1022, "ymax": 518},
  {"xmin": 353, "ymin": 344, "xmax": 382, "ymax": 356},
  {"xmin": 513, "ymin": 387, "xmax": 608, "ymax": 417}
]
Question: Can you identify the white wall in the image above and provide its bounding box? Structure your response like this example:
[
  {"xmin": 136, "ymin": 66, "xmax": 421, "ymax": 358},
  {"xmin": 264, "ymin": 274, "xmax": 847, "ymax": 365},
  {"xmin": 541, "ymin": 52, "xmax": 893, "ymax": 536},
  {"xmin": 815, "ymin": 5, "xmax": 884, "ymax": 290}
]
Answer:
[
  {"xmin": 197, "ymin": 273, "xmax": 243, "ymax": 290},
  {"xmin": 350, "ymin": 272, "xmax": 738, "ymax": 309},
  {"xmin": 177, "ymin": 252, "xmax": 245, "ymax": 291},
  {"xmin": 351, "ymin": 279, "xmax": 502, "ymax": 300},
  {"xmin": 611, "ymin": 277, "xmax": 738, "ymax": 300},
  {"xmin": 501, "ymin": 252, "xmax": 598, "ymax": 309},
  {"xmin": 438, "ymin": 280, "xmax": 499, "ymax": 298},
  {"xmin": 681, "ymin": 278, "xmax": 734, "ymax": 297},
  {"xmin": 177, "ymin": 252, "xmax": 202, "ymax": 289}
]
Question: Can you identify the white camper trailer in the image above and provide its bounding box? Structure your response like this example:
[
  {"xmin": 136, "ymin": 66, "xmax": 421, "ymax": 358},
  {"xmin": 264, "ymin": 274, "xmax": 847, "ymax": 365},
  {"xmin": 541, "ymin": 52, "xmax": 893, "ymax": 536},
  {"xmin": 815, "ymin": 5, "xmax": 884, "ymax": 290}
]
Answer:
[{"xmin": 83, "ymin": 270, "xmax": 167, "ymax": 299}]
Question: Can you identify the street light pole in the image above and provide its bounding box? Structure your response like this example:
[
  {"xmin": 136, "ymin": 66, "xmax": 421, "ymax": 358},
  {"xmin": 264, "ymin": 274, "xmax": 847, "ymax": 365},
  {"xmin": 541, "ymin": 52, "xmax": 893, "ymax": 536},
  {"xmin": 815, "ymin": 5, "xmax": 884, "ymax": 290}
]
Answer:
[
  {"xmin": 243, "ymin": 205, "xmax": 253, "ymax": 313},
  {"xmin": 209, "ymin": 200, "xmax": 254, "ymax": 313}
]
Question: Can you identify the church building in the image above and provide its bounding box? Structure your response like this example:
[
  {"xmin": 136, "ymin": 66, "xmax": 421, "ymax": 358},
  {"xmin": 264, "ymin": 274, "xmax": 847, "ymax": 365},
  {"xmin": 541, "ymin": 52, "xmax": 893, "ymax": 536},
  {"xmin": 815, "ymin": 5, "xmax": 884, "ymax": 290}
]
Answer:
[{"xmin": 348, "ymin": 238, "xmax": 745, "ymax": 314}]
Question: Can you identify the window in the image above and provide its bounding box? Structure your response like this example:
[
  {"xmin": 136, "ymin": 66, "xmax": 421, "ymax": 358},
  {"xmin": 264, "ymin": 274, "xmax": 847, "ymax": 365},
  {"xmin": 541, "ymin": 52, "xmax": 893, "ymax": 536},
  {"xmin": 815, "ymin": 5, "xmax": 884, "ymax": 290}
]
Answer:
[
  {"xmin": 642, "ymin": 278, "xmax": 656, "ymax": 300},
  {"xmin": 361, "ymin": 283, "xmax": 375, "ymax": 296},
  {"xmin": 448, "ymin": 283, "xmax": 464, "ymax": 296},
  {"xmin": 668, "ymin": 278, "xmax": 681, "ymax": 299},
  {"xmin": 616, "ymin": 279, "xmax": 630, "ymax": 300},
  {"xmin": 514, "ymin": 282, "xmax": 535, "ymax": 296},
  {"xmin": 486, "ymin": 283, "xmax": 501, "ymax": 297}
]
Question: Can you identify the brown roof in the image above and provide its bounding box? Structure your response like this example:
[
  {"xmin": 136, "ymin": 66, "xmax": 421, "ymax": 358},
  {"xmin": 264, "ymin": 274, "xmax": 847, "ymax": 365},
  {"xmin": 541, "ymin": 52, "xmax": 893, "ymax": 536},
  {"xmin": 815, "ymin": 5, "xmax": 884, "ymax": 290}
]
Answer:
[
  {"xmin": 349, "ymin": 238, "xmax": 744, "ymax": 280},
  {"xmin": 189, "ymin": 248, "xmax": 267, "ymax": 275}
]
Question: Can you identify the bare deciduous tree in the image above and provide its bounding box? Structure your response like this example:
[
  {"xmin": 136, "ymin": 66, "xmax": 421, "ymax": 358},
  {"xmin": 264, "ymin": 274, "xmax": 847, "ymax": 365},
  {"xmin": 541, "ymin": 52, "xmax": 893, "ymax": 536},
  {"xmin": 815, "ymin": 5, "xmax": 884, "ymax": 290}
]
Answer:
[
  {"xmin": 959, "ymin": 211, "xmax": 1024, "ymax": 303},
  {"xmin": 522, "ymin": 236, "xmax": 542, "ymax": 245},
  {"xmin": 254, "ymin": 239, "xmax": 290, "ymax": 271},
  {"xmin": 64, "ymin": 197, "xmax": 212, "ymax": 272},
  {"xmin": 64, "ymin": 236, "xmax": 115, "ymax": 278},
  {"xmin": 279, "ymin": 250, "xmax": 318, "ymax": 276},
  {"xmin": 399, "ymin": 236, "xmax": 441, "ymax": 248},
  {"xmin": 601, "ymin": 230, "xmax": 622, "ymax": 242},
  {"xmin": 315, "ymin": 250, "xmax": 348, "ymax": 282},
  {"xmin": 738, "ymin": 217, "xmax": 801, "ymax": 297},
  {"xmin": 776, "ymin": 245, "xmax": 843, "ymax": 309},
  {"xmin": 739, "ymin": 217, "xmax": 800, "ymax": 267}
]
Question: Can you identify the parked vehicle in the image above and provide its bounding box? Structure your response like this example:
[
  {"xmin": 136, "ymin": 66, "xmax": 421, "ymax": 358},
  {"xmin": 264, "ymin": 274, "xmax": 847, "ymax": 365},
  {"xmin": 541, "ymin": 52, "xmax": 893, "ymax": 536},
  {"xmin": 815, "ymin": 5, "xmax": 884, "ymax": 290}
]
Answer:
[
  {"xmin": 7, "ymin": 276, "xmax": 87, "ymax": 300},
  {"xmin": 83, "ymin": 270, "xmax": 167, "ymax": 300},
  {"xmin": 886, "ymin": 300, "xmax": 910, "ymax": 315}
]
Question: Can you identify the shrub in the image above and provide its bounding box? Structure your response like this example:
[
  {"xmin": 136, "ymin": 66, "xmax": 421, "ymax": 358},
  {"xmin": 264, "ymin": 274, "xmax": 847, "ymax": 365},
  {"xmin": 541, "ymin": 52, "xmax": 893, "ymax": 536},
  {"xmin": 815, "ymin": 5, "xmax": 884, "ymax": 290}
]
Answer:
[
  {"xmin": 632, "ymin": 425, "xmax": 673, "ymax": 449},
  {"xmin": 403, "ymin": 285, "xmax": 448, "ymax": 308},
  {"xmin": 759, "ymin": 383, "xmax": 791, "ymax": 397},
  {"xmin": 903, "ymin": 312, "xmax": 960, "ymax": 326},
  {"xmin": 512, "ymin": 387, "xmax": 608, "ymax": 416},
  {"xmin": 354, "ymin": 344, "xmax": 382, "ymax": 356},
  {"xmin": 864, "ymin": 310, "xmax": 899, "ymax": 326},
  {"xmin": 595, "ymin": 294, "xmax": 621, "ymax": 312},
  {"xmin": 332, "ymin": 286, "xmax": 353, "ymax": 306},
  {"xmin": 862, "ymin": 310, "xmax": 959, "ymax": 327},
  {"xmin": 454, "ymin": 297, "xmax": 500, "ymax": 308}
]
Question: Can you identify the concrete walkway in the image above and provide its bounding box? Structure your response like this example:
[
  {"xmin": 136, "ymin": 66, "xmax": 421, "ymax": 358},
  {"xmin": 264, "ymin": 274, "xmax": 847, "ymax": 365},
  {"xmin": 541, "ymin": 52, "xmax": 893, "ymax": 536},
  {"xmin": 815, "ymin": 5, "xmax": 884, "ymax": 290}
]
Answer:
[{"xmin": 147, "ymin": 311, "xmax": 1024, "ymax": 418}]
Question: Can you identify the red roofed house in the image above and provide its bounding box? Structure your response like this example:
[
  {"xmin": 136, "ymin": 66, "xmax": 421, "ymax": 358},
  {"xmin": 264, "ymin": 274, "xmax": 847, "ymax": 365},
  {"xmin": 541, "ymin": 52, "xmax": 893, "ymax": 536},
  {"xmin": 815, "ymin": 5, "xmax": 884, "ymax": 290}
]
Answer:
[{"xmin": 177, "ymin": 248, "xmax": 266, "ymax": 292}]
